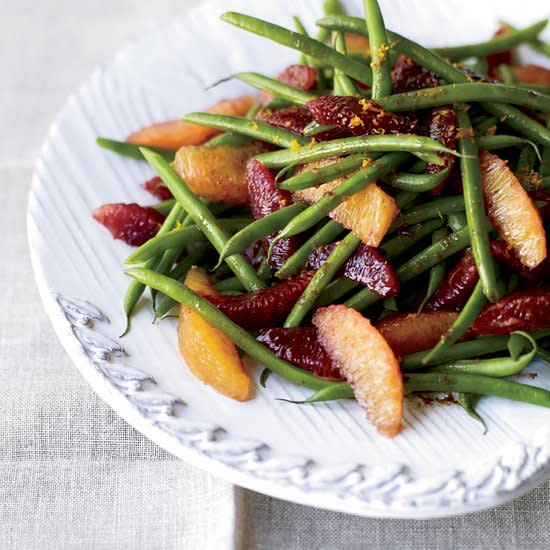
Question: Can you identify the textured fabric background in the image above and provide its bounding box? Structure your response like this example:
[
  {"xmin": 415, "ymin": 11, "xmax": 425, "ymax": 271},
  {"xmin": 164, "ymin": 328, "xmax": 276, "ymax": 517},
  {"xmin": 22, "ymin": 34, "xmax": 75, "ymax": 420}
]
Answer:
[{"xmin": 2, "ymin": 1, "xmax": 550, "ymax": 549}]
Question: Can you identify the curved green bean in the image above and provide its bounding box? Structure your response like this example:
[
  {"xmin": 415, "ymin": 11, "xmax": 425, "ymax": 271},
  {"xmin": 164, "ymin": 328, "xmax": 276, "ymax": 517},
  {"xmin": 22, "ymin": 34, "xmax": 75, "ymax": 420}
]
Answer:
[
  {"xmin": 404, "ymin": 373, "xmax": 550, "ymax": 408},
  {"xmin": 255, "ymin": 134, "xmax": 457, "ymax": 168},
  {"xmin": 216, "ymin": 204, "xmax": 306, "ymax": 266},
  {"xmin": 385, "ymin": 167, "xmax": 450, "ymax": 192},
  {"xmin": 284, "ymin": 232, "xmax": 361, "ymax": 327},
  {"xmin": 181, "ymin": 113, "xmax": 309, "ymax": 148},
  {"xmin": 220, "ymin": 12, "xmax": 372, "ymax": 84},
  {"xmin": 457, "ymin": 109, "xmax": 499, "ymax": 302},
  {"xmin": 235, "ymin": 72, "xmax": 317, "ymax": 106},
  {"xmin": 276, "ymin": 219, "xmax": 344, "ymax": 279},
  {"xmin": 140, "ymin": 148, "xmax": 265, "ymax": 291},
  {"xmin": 423, "ymin": 280, "xmax": 488, "ymax": 365},
  {"xmin": 126, "ymin": 267, "xmax": 350, "ymax": 392},
  {"xmin": 377, "ymin": 82, "xmax": 550, "ymax": 112},
  {"xmin": 96, "ymin": 137, "xmax": 175, "ymax": 162},
  {"xmin": 431, "ymin": 19, "xmax": 548, "ymax": 60},
  {"xmin": 477, "ymin": 135, "xmax": 542, "ymax": 160}
]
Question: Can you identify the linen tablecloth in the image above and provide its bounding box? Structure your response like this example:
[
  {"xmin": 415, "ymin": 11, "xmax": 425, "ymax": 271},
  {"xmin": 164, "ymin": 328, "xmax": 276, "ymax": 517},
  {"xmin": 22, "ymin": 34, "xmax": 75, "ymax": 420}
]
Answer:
[{"xmin": 2, "ymin": 1, "xmax": 550, "ymax": 548}]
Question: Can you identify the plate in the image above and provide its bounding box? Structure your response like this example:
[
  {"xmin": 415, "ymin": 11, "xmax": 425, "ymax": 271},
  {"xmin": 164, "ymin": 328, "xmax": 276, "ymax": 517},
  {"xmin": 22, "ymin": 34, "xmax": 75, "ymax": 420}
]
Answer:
[{"xmin": 28, "ymin": 0, "xmax": 550, "ymax": 518}]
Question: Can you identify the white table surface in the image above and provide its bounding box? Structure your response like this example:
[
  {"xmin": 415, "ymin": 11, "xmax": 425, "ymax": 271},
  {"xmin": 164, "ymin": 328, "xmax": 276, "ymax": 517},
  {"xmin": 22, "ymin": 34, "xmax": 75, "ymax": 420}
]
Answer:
[{"xmin": 2, "ymin": 1, "xmax": 550, "ymax": 548}]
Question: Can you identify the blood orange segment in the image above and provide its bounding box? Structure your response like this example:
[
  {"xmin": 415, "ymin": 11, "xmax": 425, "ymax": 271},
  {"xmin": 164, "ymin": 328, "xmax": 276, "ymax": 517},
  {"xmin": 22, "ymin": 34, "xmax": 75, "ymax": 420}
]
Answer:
[
  {"xmin": 178, "ymin": 268, "xmax": 252, "ymax": 401},
  {"xmin": 479, "ymin": 151, "xmax": 546, "ymax": 268},
  {"xmin": 375, "ymin": 311, "xmax": 459, "ymax": 357},
  {"xmin": 127, "ymin": 95, "xmax": 255, "ymax": 150},
  {"xmin": 313, "ymin": 305, "xmax": 403, "ymax": 438},
  {"xmin": 294, "ymin": 179, "xmax": 398, "ymax": 247},
  {"xmin": 173, "ymin": 143, "xmax": 262, "ymax": 205}
]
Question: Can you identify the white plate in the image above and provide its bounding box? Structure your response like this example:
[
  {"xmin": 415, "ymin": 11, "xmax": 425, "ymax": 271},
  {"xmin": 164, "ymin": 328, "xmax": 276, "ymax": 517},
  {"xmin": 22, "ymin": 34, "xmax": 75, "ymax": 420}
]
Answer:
[{"xmin": 28, "ymin": 0, "xmax": 550, "ymax": 518}]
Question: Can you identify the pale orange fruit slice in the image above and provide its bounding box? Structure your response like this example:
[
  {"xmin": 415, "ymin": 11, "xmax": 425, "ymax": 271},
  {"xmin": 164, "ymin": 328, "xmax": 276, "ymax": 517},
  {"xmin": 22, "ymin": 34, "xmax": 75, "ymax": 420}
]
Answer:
[{"xmin": 313, "ymin": 305, "xmax": 403, "ymax": 437}]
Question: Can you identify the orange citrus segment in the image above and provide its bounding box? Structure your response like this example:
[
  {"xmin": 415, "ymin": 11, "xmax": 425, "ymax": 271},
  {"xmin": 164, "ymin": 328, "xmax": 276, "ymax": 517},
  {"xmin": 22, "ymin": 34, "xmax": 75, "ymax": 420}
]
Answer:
[
  {"xmin": 127, "ymin": 95, "xmax": 256, "ymax": 150},
  {"xmin": 313, "ymin": 305, "xmax": 403, "ymax": 438},
  {"xmin": 178, "ymin": 267, "xmax": 252, "ymax": 401},
  {"xmin": 376, "ymin": 311, "xmax": 459, "ymax": 357},
  {"xmin": 293, "ymin": 172, "xmax": 398, "ymax": 246},
  {"xmin": 479, "ymin": 151, "xmax": 546, "ymax": 269},
  {"xmin": 173, "ymin": 143, "xmax": 261, "ymax": 205}
]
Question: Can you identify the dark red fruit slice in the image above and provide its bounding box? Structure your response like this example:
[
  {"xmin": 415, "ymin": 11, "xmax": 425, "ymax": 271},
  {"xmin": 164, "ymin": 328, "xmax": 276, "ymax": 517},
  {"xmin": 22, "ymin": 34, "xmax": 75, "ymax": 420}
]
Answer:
[
  {"xmin": 308, "ymin": 243, "xmax": 399, "ymax": 297},
  {"xmin": 426, "ymin": 106, "xmax": 457, "ymax": 195},
  {"xmin": 487, "ymin": 27, "xmax": 514, "ymax": 78},
  {"xmin": 256, "ymin": 106, "xmax": 313, "ymax": 135},
  {"xmin": 472, "ymin": 288, "xmax": 550, "ymax": 335},
  {"xmin": 206, "ymin": 272, "xmax": 312, "ymax": 330},
  {"xmin": 257, "ymin": 327, "xmax": 343, "ymax": 380},
  {"xmin": 142, "ymin": 176, "xmax": 173, "ymax": 200},
  {"xmin": 425, "ymin": 249, "xmax": 478, "ymax": 312},
  {"xmin": 246, "ymin": 159, "xmax": 301, "ymax": 271},
  {"xmin": 92, "ymin": 203, "xmax": 165, "ymax": 246},
  {"xmin": 307, "ymin": 95, "xmax": 418, "ymax": 137},
  {"xmin": 391, "ymin": 55, "xmax": 442, "ymax": 93},
  {"xmin": 490, "ymin": 240, "xmax": 550, "ymax": 282}
]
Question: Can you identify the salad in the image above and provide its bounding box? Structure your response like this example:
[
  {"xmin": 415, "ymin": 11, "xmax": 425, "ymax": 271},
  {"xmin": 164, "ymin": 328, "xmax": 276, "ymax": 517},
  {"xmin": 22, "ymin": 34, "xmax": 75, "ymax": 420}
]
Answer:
[{"xmin": 93, "ymin": 0, "xmax": 550, "ymax": 438}]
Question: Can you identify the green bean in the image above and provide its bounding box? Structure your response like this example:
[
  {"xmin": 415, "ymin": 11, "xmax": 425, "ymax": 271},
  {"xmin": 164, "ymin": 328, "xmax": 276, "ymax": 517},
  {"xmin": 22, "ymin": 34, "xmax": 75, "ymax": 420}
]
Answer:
[
  {"xmin": 284, "ymin": 382, "xmax": 355, "ymax": 404},
  {"xmin": 474, "ymin": 116, "xmax": 499, "ymax": 136},
  {"xmin": 276, "ymin": 219, "xmax": 345, "ymax": 279},
  {"xmin": 264, "ymin": 98, "xmax": 295, "ymax": 110},
  {"xmin": 205, "ymin": 133, "xmax": 252, "ymax": 148},
  {"xmin": 377, "ymin": 82, "xmax": 550, "ymax": 113},
  {"xmin": 332, "ymin": 31, "xmax": 359, "ymax": 95},
  {"xmin": 126, "ymin": 267, "xmax": 350, "ymax": 391},
  {"xmin": 447, "ymin": 212, "xmax": 468, "ymax": 232},
  {"xmin": 279, "ymin": 155, "xmax": 366, "ymax": 191},
  {"xmin": 381, "ymin": 218, "xmax": 445, "ymax": 258},
  {"xmin": 363, "ymin": 0, "xmax": 392, "ymax": 98},
  {"xmin": 316, "ymin": 0, "xmax": 346, "ymax": 45},
  {"xmin": 271, "ymin": 152, "xmax": 409, "ymax": 248},
  {"xmin": 458, "ymin": 393, "xmax": 487, "ymax": 433},
  {"xmin": 477, "ymin": 135, "xmax": 542, "ymax": 160},
  {"xmin": 214, "ymin": 276, "xmax": 245, "ymax": 293},
  {"xmin": 423, "ymin": 281, "xmax": 489, "ymax": 365},
  {"xmin": 124, "ymin": 218, "xmax": 252, "ymax": 264},
  {"xmin": 385, "ymin": 167, "xmax": 450, "ymax": 192},
  {"xmin": 181, "ymin": 113, "xmax": 309, "ymax": 148},
  {"xmin": 284, "ymin": 232, "xmax": 361, "ymax": 327},
  {"xmin": 234, "ymin": 72, "xmax": 317, "ymax": 106},
  {"xmin": 96, "ymin": 137, "xmax": 175, "ymax": 162},
  {"xmin": 140, "ymin": 148, "xmax": 265, "ymax": 291},
  {"xmin": 303, "ymin": 121, "xmax": 339, "ymax": 136},
  {"xmin": 402, "ymin": 329, "xmax": 550, "ymax": 369},
  {"xmin": 499, "ymin": 20, "xmax": 550, "ymax": 59},
  {"xmin": 431, "ymin": 19, "xmax": 548, "ymax": 59},
  {"xmin": 255, "ymin": 134, "xmax": 456, "ymax": 168},
  {"xmin": 394, "ymin": 196, "xmax": 465, "ymax": 228},
  {"xmin": 121, "ymin": 203, "xmax": 183, "ymax": 335},
  {"xmin": 498, "ymin": 64, "xmax": 518, "ymax": 85},
  {"xmin": 461, "ymin": 57, "xmax": 489, "ymax": 76},
  {"xmin": 316, "ymin": 277, "xmax": 358, "ymax": 306},
  {"xmin": 395, "ymin": 226, "xmax": 471, "ymax": 281},
  {"xmin": 404, "ymin": 373, "xmax": 550, "ymax": 408},
  {"xmin": 394, "ymin": 190, "xmax": 418, "ymax": 209},
  {"xmin": 220, "ymin": 12, "xmax": 372, "ymax": 85},
  {"xmin": 292, "ymin": 15, "xmax": 311, "ymax": 66},
  {"xmin": 152, "ymin": 198, "xmax": 176, "ymax": 216},
  {"xmin": 542, "ymin": 118, "xmax": 550, "ymax": 178},
  {"xmin": 316, "ymin": 16, "xmax": 550, "ymax": 146},
  {"xmin": 417, "ymin": 228, "xmax": 448, "ymax": 314},
  {"xmin": 457, "ymin": 109, "xmax": 500, "ymax": 302},
  {"xmin": 216, "ymin": 204, "xmax": 306, "ymax": 266}
]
